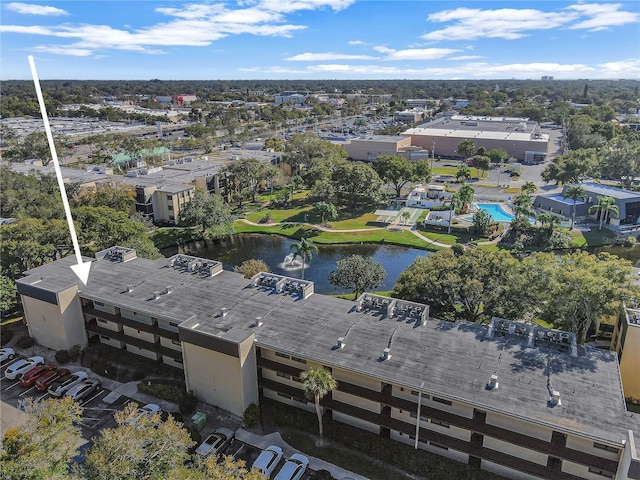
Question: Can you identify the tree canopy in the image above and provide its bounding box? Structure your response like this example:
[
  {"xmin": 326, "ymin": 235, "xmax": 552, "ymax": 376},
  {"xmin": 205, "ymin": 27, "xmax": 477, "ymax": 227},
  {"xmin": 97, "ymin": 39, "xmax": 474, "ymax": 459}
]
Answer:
[
  {"xmin": 329, "ymin": 254, "xmax": 386, "ymax": 299},
  {"xmin": 178, "ymin": 189, "xmax": 235, "ymax": 236}
]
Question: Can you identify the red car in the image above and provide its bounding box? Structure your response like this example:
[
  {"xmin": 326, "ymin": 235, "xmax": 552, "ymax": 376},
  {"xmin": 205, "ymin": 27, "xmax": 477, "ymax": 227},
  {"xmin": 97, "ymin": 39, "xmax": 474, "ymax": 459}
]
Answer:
[
  {"xmin": 35, "ymin": 368, "xmax": 71, "ymax": 391},
  {"xmin": 19, "ymin": 363, "xmax": 57, "ymax": 388}
]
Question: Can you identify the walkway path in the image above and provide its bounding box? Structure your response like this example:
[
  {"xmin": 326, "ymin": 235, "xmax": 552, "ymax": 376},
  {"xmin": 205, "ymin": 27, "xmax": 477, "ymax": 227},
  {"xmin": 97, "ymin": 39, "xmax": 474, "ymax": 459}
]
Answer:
[{"xmin": 239, "ymin": 218, "xmax": 454, "ymax": 249}]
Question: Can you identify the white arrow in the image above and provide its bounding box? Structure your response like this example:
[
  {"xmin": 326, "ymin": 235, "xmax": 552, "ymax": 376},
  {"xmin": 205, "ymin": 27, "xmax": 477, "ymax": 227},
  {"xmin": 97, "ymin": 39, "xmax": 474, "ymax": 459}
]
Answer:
[{"xmin": 28, "ymin": 55, "xmax": 92, "ymax": 285}]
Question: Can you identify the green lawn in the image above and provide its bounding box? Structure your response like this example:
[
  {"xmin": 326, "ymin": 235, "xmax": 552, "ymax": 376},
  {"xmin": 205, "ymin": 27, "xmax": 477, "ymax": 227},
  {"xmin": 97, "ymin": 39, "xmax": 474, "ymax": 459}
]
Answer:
[
  {"xmin": 431, "ymin": 166, "xmax": 460, "ymax": 176},
  {"xmin": 570, "ymin": 228, "xmax": 610, "ymax": 247},
  {"xmin": 245, "ymin": 206, "xmax": 314, "ymax": 224},
  {"xmin": 235, "ymin": 220, "xmax": 442, "ymax": 250}
]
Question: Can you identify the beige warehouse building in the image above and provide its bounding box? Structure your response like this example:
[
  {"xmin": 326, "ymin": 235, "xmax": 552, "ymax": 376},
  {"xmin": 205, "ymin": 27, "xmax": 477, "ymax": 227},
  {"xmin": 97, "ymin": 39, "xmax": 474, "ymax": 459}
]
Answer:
[
  {"xmin": 15, "ymin": 247, "xmax": 640, "ymax": 480},
  {"xmin": 403, "ymin": 114, "xmax": 550, "ymax": 164}
]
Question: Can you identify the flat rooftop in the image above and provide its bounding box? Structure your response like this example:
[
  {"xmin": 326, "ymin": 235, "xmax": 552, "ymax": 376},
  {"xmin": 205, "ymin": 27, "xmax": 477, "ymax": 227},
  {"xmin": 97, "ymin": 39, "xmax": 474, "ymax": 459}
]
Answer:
[
  {"xmin": 402, "ymin": 127, "xmax": 548, "ymax": 143},
  {"xmin": 582, "ymin": 183, "xmax": 640, "ymax": 200},
  {"xmin": 17, "ymin": 252, "xmax": 639, "ymax": 447}
]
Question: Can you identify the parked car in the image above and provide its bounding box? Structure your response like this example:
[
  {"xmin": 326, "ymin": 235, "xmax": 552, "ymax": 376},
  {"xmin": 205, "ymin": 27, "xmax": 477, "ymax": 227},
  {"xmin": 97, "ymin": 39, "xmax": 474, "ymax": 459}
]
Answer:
[
  {"xmin": 126, "ymin": 403, "xmax": 160, "ymax": 425},
  {"xmin": 48, "ymin": 371, "xmax": 88, "ymax": 397},
  {"xmin": 36, "ymin": 368, "xmax": 71, "ymax": 391},
  {"xmin": 0, "ymin": 348, "xmax": 16, "ymax": 363},
  {"xmin": 195, "ymin": 427, "xmax": 235, "ymax": 456},
  {"xmin": 4, "ymin": 356, "xmax": 44, "ymax": 380},
  {"xmin": 274, "ymin": 454, "xmax": 309, "ymax": 480},
  {"xmin": 252, "ymin": 445, "xmax": 283, "ymax": 477},
  {"xmin": 65, "ymin": 378, "xmax": 101, "ymax": 402},
  {"xmin": 19, "ymin": 363, "xmax": 56, "ymax": 387}
]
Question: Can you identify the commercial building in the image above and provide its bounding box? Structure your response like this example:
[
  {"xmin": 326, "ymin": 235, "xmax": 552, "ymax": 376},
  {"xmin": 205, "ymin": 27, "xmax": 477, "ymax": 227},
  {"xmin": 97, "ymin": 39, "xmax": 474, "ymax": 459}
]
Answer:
[
  {"xmin": 15, "ymin": 247, "xmax": 640, "ymax": 480},
  {"xmin": 403, "ymin": 114, "xmax": 550, "ymax": 163},
  {"xmin": 342, "ymin": 135, "xmax": 413, "ymax": 162},
  {"xmin": 534, "ymin": 183, "xmax": 640, "ymax": 234}
]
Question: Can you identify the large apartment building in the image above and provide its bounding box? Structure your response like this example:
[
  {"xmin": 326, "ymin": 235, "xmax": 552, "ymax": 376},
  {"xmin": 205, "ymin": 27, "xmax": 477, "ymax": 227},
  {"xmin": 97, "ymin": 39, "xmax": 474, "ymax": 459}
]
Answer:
[{"xmin": 15, "ymin": 247, "xmax": 640, "ymax": 480}]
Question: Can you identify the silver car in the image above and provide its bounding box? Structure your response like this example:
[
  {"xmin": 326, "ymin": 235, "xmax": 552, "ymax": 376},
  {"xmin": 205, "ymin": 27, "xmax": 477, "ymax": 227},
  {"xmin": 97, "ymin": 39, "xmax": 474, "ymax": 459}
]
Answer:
[
  {"xmin": 48, "ymin": 371, "xmax": 88, "ymax": 397},
  {"xmin": 252, "ymin": 445, "xmax": 283, "ymax": 477},
  {"xmin": 4, "ymin": 356, "xmax": 44, "ymax": 380},
  {"xmin": 65, "ymin": 378, "xmax": 101, "ymax": 402}
]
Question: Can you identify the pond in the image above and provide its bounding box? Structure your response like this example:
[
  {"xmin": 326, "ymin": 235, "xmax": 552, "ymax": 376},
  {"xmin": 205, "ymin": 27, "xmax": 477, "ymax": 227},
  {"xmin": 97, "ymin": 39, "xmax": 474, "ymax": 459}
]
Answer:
[{"xmin": 161, "ymin": 234, "xmax": 431, "ymax": 295}]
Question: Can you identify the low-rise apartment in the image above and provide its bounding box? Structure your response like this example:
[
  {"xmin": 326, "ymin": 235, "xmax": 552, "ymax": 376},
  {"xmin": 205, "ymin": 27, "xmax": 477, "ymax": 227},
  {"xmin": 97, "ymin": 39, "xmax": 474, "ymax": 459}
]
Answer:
[{"xmin": 15, "ymin": 247, "xmax": 640, "ymax": 480}]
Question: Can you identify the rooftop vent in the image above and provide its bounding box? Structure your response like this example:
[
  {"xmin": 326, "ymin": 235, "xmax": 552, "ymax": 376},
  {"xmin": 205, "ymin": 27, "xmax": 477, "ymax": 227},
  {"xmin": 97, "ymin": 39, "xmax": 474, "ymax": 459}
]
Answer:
[
  {"xmin": 254, "ymin": 316, "xmax": 263, "ymax": 327},
  {"xmin": 336, "ymin": 337, "xmax": 345, "ymax": 349},
  {"xmin": 486, "ymin": 374, "xmax": 499, "ymax": 390},
  {"xmin": 163, "ymin": 286, "xmax": 173, "ymax": 295},
  {"xmin": 550, "ymin": 391, "xmax": 562, "ymax": 407},
  {"xmin": 219, "ymin": 307, "xmax": 228, "ymax": 318},
  {"xmin": 126, "ymin": 285, "xmax": 134, "ymax": 293},
  {"xmin": 382, "ymin": 348, "xmax": 392, "ymax": 361},
  {"xmin": 152, "ymin": 291, "xmax": 161, "ymax": 300}
]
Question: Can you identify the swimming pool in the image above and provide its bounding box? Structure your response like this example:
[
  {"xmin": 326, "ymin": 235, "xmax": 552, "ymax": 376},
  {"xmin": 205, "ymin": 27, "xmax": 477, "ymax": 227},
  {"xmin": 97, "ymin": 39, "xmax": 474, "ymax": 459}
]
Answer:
[{"xmin": 466, "ymin": 203, "xmax": 516, "ymax": 222}]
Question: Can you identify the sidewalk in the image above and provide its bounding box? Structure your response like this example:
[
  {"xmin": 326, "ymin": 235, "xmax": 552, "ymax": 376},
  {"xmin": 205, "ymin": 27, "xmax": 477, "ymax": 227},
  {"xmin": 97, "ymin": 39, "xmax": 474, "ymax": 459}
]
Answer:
[{"xmin": 236, "ymin": 429, "xmax": 368, "ymax": 480}]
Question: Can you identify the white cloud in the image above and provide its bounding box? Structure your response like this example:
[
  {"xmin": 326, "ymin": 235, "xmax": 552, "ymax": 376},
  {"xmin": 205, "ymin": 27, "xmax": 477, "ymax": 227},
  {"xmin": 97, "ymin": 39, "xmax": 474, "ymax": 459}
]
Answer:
[
  {"xmin": 424, "ymin": 7, "xmax": 572, "ymax": 41},
  {"xmin": 373, "ymin": 46, "xmax": 461, "ymax": 60},
  {"xmin": 285, "ymin": 52, "xmax": 377, "ymax": 61},
  {"xmin": 5, "ymin": 2, "xmax": 68, "ymax": 16},
  {"xmin": 0, "ymin": 0, "xmax": 346, "ymax": 56},
  {"xmin": 32, "ymin": 45, "xmax": 94, "ymax": 56},
  {"xmin": 597, "ymin": 58, "xmax": 640, "ymax": 77},
  {"xmin": 567, "ymin": 3, "xmax": 639, "ymax": 31},
  {"xmin": 446, "ymin": 55, "xmax": 485, "ymax": 61}
]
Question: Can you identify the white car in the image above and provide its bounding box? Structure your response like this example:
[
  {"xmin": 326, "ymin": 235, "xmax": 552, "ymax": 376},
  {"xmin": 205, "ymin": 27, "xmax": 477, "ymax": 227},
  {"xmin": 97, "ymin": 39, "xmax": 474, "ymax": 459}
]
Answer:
[
  {"xmin": 48, "ymin": 371, "xmax": 88, "ymax": 397},
  {"xmin": 65, "ymin": 378, "xmax": 101, "ymax": 402},
  {"xmin": 252, "ymin": 445, "xmax": 283, "ymax": 477},
  {"xmin": 126, "ymin": 403, "xmax": 160, "ymax": 425},
  {"xmin": 195, "ymin": 427, "xmax": 235, "ymax": 456},
  {"xmin": 4, "ymin": 356, "xmax": 44, "ymax": 380},
  {"xmin": 0, "ymin": 348, "xmax": 16, "ymax": 363},
  {"xmin": 274, "ymin": 454, "xmax": 309, "ymax": 480}
]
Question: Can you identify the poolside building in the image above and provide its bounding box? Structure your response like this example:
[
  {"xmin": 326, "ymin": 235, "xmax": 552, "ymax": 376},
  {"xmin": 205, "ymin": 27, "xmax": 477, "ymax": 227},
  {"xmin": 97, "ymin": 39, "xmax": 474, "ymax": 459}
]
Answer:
[
  {"xmin": 14, "ymin": 246, "xmax": 640, "ymax": 480},
  {"xmin": 534, "ymin": 183, "xmax": 640, "ymax": 233}
]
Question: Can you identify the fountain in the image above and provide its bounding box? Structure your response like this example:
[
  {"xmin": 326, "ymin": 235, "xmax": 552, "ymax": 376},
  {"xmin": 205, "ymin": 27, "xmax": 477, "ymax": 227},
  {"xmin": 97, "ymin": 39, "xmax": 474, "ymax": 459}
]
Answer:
[{"xmin": 278, "ymin": 253, "xmax": 307, "ymax": 271}]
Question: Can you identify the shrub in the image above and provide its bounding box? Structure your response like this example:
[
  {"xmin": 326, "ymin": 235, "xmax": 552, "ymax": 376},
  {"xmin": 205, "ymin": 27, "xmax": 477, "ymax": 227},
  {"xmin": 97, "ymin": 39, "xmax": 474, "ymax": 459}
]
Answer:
[
  {"xmin": 68, "ymin": 344, "xmax": 82, "ymax": 361},
  {"xmin": 1, "ymin": 327, "xmax": 14, "ymax": 346},
  {"xmin": 243, "ymin": 403, "xmax": 260, "ymax": 428},
  {"xmin": 92, "ymin": 357, "xmax": 118, "ymax": 379},
  {"xmin": 624, "ymin": 236, "xmax": 637, "ymax": 247},
  {"xmin": 16, "ymin": 335, "xmax": 35, "ymax": 349},
  {"xmin": 55, "ymin": 350, "xmax": 71, "ymax": 364},
  {"xmin": 259, "ymin": 212, "xmax": 272, "ymax": 224},
  {"xmin": 136, "ymin": 382, "xmax": 197, "ymax": 415},
  {"xmin": 451, "ymin": 243, "xmax": 465, "ymax": 256}
]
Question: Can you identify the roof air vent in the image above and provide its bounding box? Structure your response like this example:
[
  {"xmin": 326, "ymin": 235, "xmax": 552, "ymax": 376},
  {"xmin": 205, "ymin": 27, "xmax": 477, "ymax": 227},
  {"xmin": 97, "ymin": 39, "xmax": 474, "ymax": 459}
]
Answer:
[
  {"xmin": 486, "ymin": 374, "xmax": 499, "ymax": 390},
  {"xmin": 126, "ymin": 285, "xmax": 134, "ymax": 293},
  {"xmin": 219, "ymin": 307, "xmax": 228, "ymax": 317},
  {"xmin": 255, "ymin": 316, "xmax": 263, "ymax": 327},
  {"xmin": 337, "ymin": 337, "xmax": 345, "ymax": 349},
  {"xmin": 382, "ymin": 347, "xmax": 392, "ymax": 361},
  {"xmin": 153, "ymin": 291, "xmax": 161, "ymax": 300},
  {"xmin": 163, "ymin": 286, "xmax": 172, "ymax": 295},
  {"xmin": 550, "ymin": 391, "xmax": 562, "ymax": 407}
]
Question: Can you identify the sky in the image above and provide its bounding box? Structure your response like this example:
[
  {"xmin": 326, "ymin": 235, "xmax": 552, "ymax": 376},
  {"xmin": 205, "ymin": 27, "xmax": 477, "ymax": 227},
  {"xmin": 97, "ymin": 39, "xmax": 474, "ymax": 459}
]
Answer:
[{"xmin": 1, "ymin": 0, "xmax": 639, "ymax": 80}]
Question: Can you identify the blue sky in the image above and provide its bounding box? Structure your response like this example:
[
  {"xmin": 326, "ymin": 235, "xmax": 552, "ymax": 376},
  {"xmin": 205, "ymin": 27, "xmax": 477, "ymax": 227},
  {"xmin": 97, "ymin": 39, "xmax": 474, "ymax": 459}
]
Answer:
[{"xmin": 2, "ymin": 1, "xmax": 639, "ymax": 80}]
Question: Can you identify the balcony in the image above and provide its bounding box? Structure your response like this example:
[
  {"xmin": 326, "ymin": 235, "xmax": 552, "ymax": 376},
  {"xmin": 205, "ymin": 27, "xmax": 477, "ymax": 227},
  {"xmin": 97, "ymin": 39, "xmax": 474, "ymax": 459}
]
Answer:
[
  {"xmin": 84, "ymin": 307, "xmax": 179, "ymax": 342},
  {"xmin": 85, "ymin": 319, "xmax": 182, "ymax": 361}
]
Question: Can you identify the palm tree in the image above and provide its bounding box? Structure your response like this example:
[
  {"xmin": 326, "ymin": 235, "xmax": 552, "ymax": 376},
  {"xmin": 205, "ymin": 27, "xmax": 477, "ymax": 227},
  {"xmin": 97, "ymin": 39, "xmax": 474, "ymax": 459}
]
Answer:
[
  {"xmin": 563, "ymin": 185, "xmax": 587, "ymax": 230},
  {"xmin": 521, "ymin": 181, "xmax": 537, "ymax": 197},
  {"xmin": 457, "ymin": 184, "xmax": 475, "ymax": 211},
  {"xmin": 300, "ymin": 367, "xmax": 337, "ymax": 442},
  {"xmin": 456, "ymin": 164, "xmax": 472, "ymax": 183},
  {"xmin": 447, "ymin": 192, "xmax": 462, "ymax": 234},
  {"xmin": 588, "ymin": 196, "xmax": 619, "ymax": 231},
  {"xmin": 512, "ymin": 194, "xmax": 533, "ymax": 218},
  {"xmin": 401, "ymin": 210, "xmax": 411, "ymax": 225},
  {"xmin": 456, "ymin": 139, "xmax": 475, "ymax": 159},
  {"xmin": 290, "ymin": 237, "xmax": 319, "ymax": 280}
]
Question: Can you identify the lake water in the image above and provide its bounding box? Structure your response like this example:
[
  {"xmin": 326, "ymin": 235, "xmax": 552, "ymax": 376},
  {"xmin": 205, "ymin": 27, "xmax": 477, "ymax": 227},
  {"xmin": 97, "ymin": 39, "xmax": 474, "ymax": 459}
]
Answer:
[{"xmin": 162, "ymin": 234, "xmax": 431, "ymax": 295}]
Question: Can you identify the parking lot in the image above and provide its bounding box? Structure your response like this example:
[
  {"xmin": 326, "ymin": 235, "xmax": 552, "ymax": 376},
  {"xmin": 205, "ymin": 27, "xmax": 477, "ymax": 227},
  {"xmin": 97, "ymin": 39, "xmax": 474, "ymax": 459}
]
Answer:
[{"xmin": 0, "ymin": 352, "xmax": 318, "ymax": 479}]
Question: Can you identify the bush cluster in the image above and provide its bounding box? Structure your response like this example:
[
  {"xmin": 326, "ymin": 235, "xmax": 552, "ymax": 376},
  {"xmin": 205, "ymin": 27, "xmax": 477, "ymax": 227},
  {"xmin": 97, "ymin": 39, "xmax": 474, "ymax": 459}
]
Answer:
[
  {"xmin": 1, "ymin": 327, "xmax": 14, "ymax": 346},
  {"xmin": 137, "ymin": 382, "xmax": 197, "ymax": 415},
  {"xmin": 16, "ymin": 335, "xmax": 35, "ymax": 349},
  {"xmin": 242, "ymin": 403, "xmax": 260, "ymax": 428},
  {"xmin": 55, "ymin": 350, "xmax": 71, "ymax": 364}
]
